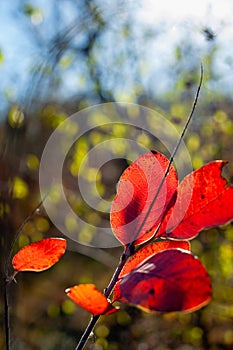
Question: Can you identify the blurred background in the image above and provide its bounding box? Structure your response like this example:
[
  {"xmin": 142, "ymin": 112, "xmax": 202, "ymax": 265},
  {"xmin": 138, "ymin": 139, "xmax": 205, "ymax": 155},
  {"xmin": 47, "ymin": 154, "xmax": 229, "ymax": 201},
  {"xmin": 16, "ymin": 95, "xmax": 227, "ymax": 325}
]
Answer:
[{"xmin": 0, "ymin": 0, "xmax": 233, "ymax": 349}]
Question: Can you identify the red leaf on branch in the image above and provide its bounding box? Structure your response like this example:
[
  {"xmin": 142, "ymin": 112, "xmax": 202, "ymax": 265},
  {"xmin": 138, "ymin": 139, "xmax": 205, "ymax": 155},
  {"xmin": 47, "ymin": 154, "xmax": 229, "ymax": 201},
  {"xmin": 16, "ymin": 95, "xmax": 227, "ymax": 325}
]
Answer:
[
  {"xmin": 12, "ymin": 238, "xmax": 66, "ymax": 272},
  {"xmin": 110, "ymin": 151, "xmax": 178, "ymax": 245},
  {"xmin": 113, "ymin": 241, "xmax": 190, "ymax": 301},
  {"xmin": 115, "ymin": 249, "xmax": 212, "ymax": 312},
  {"xmin": 157, "ymin": 161, "xmax": 233, "ymax": 240},
  {"xmin": 65, "ymin": 284, "xmax": 119, "ymax": 315}
]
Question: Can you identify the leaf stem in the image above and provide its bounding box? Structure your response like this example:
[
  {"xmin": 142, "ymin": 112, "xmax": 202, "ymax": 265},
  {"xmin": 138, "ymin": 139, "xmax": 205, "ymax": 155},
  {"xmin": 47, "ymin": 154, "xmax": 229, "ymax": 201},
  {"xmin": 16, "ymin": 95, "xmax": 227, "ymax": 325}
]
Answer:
[{"xmin": 75, "ymin": 245, "xmax": 131, "ymax": 350}]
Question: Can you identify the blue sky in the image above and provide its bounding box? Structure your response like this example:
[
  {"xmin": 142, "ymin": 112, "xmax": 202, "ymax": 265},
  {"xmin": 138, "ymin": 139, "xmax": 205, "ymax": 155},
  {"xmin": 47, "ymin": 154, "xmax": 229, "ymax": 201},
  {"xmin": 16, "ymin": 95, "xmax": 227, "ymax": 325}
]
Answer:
[{"xmin": 0, "ymin": 0, "xmax": 233, "ymax": 117}]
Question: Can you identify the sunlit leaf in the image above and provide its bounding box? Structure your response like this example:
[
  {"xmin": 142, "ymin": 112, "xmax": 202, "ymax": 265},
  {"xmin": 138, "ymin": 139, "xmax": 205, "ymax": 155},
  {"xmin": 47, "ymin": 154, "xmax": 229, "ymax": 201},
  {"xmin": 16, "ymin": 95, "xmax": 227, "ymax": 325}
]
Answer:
[
  {"xmin": 113, "ymin": 241, "xmax": 190, "ymax": 301},
  {"xmin": 65, "ymin": 284, "xmax": 119, "ymax": 315},
  {"xmin": 12, "ymin": 238, "xmax": 66, "ymax": 272},
  {"xmin": 158, "ymin": 161, "xmax": 233, "ymax": 240},
  {"xmin": 110, "ymin": 151, "xmax": 178, "ymax": 245},
  {"xmin": 115, "ymin": 249, "xmax": 212, "ymax": 312}
]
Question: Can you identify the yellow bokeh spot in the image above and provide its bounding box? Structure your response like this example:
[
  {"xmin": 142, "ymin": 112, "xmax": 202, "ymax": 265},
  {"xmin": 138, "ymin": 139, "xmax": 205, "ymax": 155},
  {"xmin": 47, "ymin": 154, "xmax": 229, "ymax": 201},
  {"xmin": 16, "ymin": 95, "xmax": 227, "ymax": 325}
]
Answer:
[
  {"xmin": 35, "ymin": 217, "xmax": 50, "ymax": 232},
  {"xmin": 90, "ymin": 131, "xmax": 102, "ymax": 145},
  {"xmin": 70, "ymin": 162, "xmax": 79, "ymax": 177},
  {"xmin": 170, "ymin": 103, "xmax": 186, "ymax": 118},
  {"xmin": 49, "ymin": 185, "xmax": 61, "ymax": 203},
  {"xmin": 225, "ymin": 226, "xmax": 233, "ymax": 241},
  {"xmin": 224, "ymin": 330, "xmax": 233, "ymax": 345},
  {"xmin": 190, "ymin": 327, "xmax": 203, "ymax": 342},
  {"xmin": 85, "ymin": 167, "xmax": 100, "ymax": 182},
  {"xmin": 22, "ymin": 221, "xmax": 36, "ymax": 235},
  {"xmin": 112, "ymin": 124, "xmax": 126, "ymax": 137},
  {"xmin": 52, "ymin": 112, "xmax": 67, "ymax": 128},
  {"xmin": 109, "ymin": 139, "xmax": 127, "ymax": 157},
  {"xmin": 221, "ymin": 120, "xmax": 233, "ymax": 135},
  {"xmin": 136, "ymin": 133, "xmax": 151, "ymax": 148},
  {"xmin": 18, "ymin": 234, "xmax": 30, "ymax": 248},
  {"xmin": 62, "ymin": 119, "xmax": 79, "ymax": 135},
  {"xmin": 26, "ymin": 154, "xmax": 39, "ymax": 170},
  {"xmin": 187, "ymin": 133, "xmax": 200, "ymax": 152},
  {"xmin": 59, "ymin": 55, "xmax": 73, "ymax": 69},
  {"xmin": 0, "ymin": 49, "xmax": 3, "ymax": 64},
  {"xmin": 11, "ymin": 177, "xmax": 29, "ymax": 199},
  {"xmin": 96, "ymin": 200, "xmax": 111, "ymax": 213},
  {"xmin": 90, "ymin": 112, "xmax": 111, "ymax": 125},
  {"xmin": 0, "ymin": 202, "xmax": 10, "ymax": 218},
  {"xmin": 78, "ymin": 228, "xmax": 93, "ymax": 244},
  {"xmin": 86, "ymin": 212, "xmax": 100, "ymax": 226},
  {"xmin": 116, "ymin": 310, "xmax": 132, "ymax": 326},
  {"xmin": 42, "ymin": 105, "xmax": 68, "ymax": 129},
  {"xmin": 192, "ymin": 156, "xmax": 203, "ymax": 169},
  {"xmin": 190, "ymin": 239, "xmax": 203, "ymax": 255},
  {"xmin": 70, "ymin": 137, "xmax": 89, "ymax": 176},
  {"xmin": 8, "ymin": 106, "xmax": 25, "ymax": 128},
  {"xmin": 95, "ymin": 338, "xmax": 108, "ymax": 349},
  {"xmin": 113, "ymin": 91, "xmax": 134, "ymax": 102},
  {"xmin": 95, "ymin": 325, "xmax": 110, "ymax": 338},
  {"xmin": 214, "ymin": 110, "xmax": 228, "ymax": 123},
  {"xmin": 61, "ymin": 300, "xmax": 76, "ymax": 314},
  {"xmin": 65, "ymin": 214, "xmax": 79, "ymax": 233},
  {"xmin": 219, "ymin": 244, "xmax": 233, "ymax": 277}
]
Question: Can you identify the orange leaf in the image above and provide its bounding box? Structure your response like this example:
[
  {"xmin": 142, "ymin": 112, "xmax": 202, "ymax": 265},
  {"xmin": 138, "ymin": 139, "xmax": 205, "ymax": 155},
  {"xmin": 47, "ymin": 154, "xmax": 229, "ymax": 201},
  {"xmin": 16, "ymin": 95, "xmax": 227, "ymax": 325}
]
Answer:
[
  {"xmin": 12, "ymin": 238, "xmax": 66, "ymax": 272},
  {"xmin": 65, "ymin": 284, "xmax": 118, "ymax": 315},
  {"xmin": 113, "ymin": 240, "xmax": 190, "ymax": 301}
]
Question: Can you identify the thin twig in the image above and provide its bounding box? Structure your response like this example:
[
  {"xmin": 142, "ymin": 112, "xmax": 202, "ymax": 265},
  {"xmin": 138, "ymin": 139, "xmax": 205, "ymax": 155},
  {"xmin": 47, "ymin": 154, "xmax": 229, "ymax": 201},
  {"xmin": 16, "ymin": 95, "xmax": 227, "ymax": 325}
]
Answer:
[
  {"xmin": 4, "ymin": 194, "xmax": 47, "ymax": 277},
  {"xmin": 4, "ymin": 278, "xmax": 10, "ymax": 350},
  {"xmin": 130, "ymin": 64, "xmax": 203, "ymax": 245},
  {"xmin": 75, "ymin": 245, "xmax": 131, "ymax": 350},
  {"xmin": 75, "ymin": 315, "xmax": 99, "ymax": 350}
]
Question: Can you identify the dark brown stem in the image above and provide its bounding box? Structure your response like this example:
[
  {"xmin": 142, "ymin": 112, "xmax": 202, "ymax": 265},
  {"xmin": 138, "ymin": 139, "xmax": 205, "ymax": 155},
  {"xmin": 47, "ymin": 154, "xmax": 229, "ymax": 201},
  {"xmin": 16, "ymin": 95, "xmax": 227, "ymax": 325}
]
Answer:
[
  {"xmin": 75, "ymin": 315, "xmax": 99, "ymax": 350},
  {"xmin": 75, "ymin": 245, "xmax": 131, "ymax": 350},
  {"xmin": 3, "ymin": 196, "xmax": 46, "ymax": 350},
  {"xmin": 3, "ymin": 271, "xmax": 18, "ymax": 350},
  {"xmin": 75, "ymin": 66, "xmax": 203, "ymax": 349},
  {"xmin": 4, "ymin": 277, "xmax": 10, "ymax": 350}
]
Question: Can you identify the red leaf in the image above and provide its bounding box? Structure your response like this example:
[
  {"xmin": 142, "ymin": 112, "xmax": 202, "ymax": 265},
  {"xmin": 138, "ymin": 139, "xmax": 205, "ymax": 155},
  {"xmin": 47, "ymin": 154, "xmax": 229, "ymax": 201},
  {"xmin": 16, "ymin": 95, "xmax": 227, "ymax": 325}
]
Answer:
[
  {"xmin": 12, "ymin": 238, "xmax": 66, "ymax": 272},
  {"xmin": 110, "ymin": 151, "xmax": 178, "ymax": 245},
  {"xmin": 113, "ymin": 241, "xmax": 190, "ymax": 301},
  {"xmin": 115, "ymin": 249, "xmax": 212, "ymax": 312},
  {"xmin": 65, "ymin": 284, "xmax": 118, "ymax": 315},
  {"xmin": 158, "ymin": 161, "xmax": 233, "ymax": 240}
]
